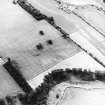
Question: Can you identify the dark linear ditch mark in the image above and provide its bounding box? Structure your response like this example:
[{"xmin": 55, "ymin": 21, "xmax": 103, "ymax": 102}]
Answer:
[{"xmin": 3, "ymin": 58, "xmax": 33, "ymax": 95}]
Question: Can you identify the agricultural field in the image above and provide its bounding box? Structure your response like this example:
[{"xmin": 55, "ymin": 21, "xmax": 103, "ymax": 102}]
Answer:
[{"xmin": 0, "ymin": 0, "xmax": 105, "ymax": 105}]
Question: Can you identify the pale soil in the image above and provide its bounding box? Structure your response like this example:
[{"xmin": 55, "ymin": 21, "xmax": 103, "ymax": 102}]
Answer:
[
  {"xmin": 0, "ymin": 0, "xmax": 80, "ymax": 81},
  {"xmin": 0, "ymin": 66, "xmax": 23, "ymax": 98}
]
